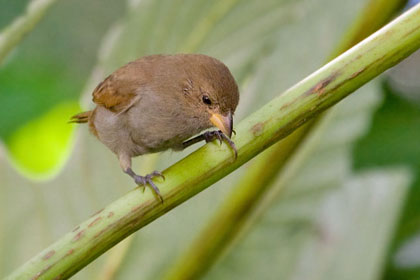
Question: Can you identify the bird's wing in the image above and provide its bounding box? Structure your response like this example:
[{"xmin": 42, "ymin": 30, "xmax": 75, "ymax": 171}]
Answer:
[{"xmin": 92, "ymin": 73, "xmax": 139, "ymax": 113}]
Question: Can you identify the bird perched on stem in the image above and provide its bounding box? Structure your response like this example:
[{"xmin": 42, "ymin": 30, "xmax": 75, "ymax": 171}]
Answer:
[{"xmin": 71, "ymin": 54, "xmax": 239, "ymax": 201}]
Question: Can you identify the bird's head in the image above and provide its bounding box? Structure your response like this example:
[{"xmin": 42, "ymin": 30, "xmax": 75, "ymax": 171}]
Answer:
[
  {"xmin": 200, "ymin": 90, "xmax": 237, "ymax": 138},
  {"xmin": 181, "ymin": 55, "xmax": 239, "ymax": 138}
]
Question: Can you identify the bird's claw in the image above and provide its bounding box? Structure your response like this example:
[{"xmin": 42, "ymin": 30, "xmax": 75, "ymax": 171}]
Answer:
[
  {"xmin": 133, "ymin": 171, "xmax": 165, "ymax": 202},
  {"xmin": 148, "ymin": 170, "xmax": 165, "ymax": 180},
  {"xmin": 204, "ymin": 130, "xmax": 238, "ymax": 159}
]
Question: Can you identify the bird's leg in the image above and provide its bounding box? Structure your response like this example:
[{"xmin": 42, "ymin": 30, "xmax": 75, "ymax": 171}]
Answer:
[
  {"xmin": 182, "ymin": 130, "xmax": 237, "ymax": 158},
  {"xmin": 119, "ymin": 154, "xmax": 165, "ymax": 201},
  {"xmin": 125, "ymin": 168, "xmax": 165, "ymax": 202}
]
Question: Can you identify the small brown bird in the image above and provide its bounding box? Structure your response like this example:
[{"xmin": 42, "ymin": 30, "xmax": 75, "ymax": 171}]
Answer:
[{"xmin": 71, "ymin": 54, "xmax": 239, "ymax": 200}]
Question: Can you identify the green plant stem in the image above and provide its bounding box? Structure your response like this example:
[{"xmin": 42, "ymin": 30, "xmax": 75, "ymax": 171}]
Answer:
[
  {"xmin": 6, "ymin": 4, "xmax": 420, "ymax": 279},
  {"xmin": 162, "ymin": 1, "xmax": 408, "ymax": 279},
  {"xmin": 0, "ymin": 0, "xmax": 58, "ymax": 65},
  {"xmin": 95, "ymin": 153, "xmax": 160, "ymax": 280}
]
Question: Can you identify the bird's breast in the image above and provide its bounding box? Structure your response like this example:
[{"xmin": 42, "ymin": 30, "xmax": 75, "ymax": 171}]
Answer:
[{"xmin": 126, "ymin": 102, "xmax": 209, "ymax": 153}]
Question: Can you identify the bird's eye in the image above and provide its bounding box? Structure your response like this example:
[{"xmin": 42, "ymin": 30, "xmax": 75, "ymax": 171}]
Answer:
[{"xmin": 202, "ymin": 95, "xmax": 212, "ymax": 105}]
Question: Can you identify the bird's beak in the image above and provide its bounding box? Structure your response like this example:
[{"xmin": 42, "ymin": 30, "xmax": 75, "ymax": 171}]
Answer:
[{"xmin": 210, "ymin": 112, "xmax": 233, "ymax": 138}]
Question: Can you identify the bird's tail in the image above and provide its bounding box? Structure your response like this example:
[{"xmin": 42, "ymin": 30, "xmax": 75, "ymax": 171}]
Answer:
[{"xmin": 69, "ymin": 111, "xmax": 91, "ymax": 124}]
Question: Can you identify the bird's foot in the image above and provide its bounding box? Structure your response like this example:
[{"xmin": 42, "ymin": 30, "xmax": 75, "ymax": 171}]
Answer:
[
  {"xmin": 133, "ymin": 171, "xmax": 165, "ymax": 202},
  {"xmin": 203, "ymin": 130, "xmax": 237, "ymax": 158}
]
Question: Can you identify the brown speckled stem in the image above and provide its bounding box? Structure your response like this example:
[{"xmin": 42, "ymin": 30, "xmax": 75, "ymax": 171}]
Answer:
[{"xmin": 7, "ymin": 4, "xmax": 420, "ymax": 279}]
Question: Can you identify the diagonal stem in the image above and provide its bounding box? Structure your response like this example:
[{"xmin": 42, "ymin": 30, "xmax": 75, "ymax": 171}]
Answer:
[
  {"xmin": 0, "ymin": 0, "xmax": 59, "ymax": 65},
  {"xmin": 6, "ymin": 4, "xmax": 420, "ymax": 279}
]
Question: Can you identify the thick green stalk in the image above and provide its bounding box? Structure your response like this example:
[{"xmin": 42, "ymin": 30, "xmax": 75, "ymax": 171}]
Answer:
[
  {"xmin": 7, "ymin": 4, "xmax": 420, "ymax": 279},
  {"xmin": 0, "ymin": 0, "xmax": 58, "ymax": 65},
  {"xmin": 95, "ymin": 153, "xmax": 160, "ymax": 280},
  {"xmin": 162, "ymin": 1, "xmax": 408, "ymax": 279}
]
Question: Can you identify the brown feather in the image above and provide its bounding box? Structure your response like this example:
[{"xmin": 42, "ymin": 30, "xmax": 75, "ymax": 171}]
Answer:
[
  {"xmin": 92, "ymin": 74, "xmax": 137, "ymax": 113},
  {"xmin": 69, "ymin": 111, "xmax": 91, "ymax": 123}
]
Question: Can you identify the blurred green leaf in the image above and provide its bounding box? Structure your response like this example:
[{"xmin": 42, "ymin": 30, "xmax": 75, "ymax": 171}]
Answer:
[
  {"xmin": 353, "ymin": 80, "xmax": 420, "ymax": 280},
  {"xmin": 5, "ymin": 101, "xmax": 80, "ymax": 178},
  {"xmin": 0, "ymin": 0, "xmax": 124, "ymax": 179},
  {"xmin": 0, "ymin": 0, "xmax": 124, "ymax": 132},
  {"xmin": 0, "ymin": 57, "xmax": 80, "ymax": 139},
  {"xmin": 0, "ymin": 0, "xmax": 27, "ymax": 29},
  {"xmin": 87, "ymin": 0, "xmax": 301, "ymax": 85}
]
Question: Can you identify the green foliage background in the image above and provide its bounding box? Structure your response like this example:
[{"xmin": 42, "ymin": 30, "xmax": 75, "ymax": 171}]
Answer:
[{"xmin": 1, "ymin": 0, "xmax": 419, "ymax": 279}]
